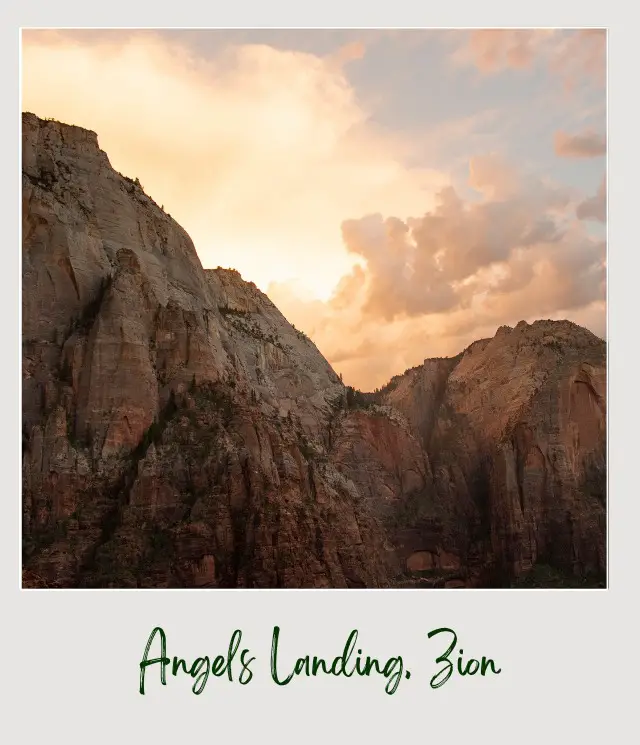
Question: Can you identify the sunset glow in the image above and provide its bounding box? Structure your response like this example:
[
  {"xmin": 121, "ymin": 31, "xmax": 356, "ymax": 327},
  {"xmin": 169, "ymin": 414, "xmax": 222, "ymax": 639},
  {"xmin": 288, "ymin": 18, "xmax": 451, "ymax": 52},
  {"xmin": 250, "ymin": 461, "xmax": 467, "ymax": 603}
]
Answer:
[{"xmin": 22, "ymin": 29, "xmax": 606, "ymax": 389}]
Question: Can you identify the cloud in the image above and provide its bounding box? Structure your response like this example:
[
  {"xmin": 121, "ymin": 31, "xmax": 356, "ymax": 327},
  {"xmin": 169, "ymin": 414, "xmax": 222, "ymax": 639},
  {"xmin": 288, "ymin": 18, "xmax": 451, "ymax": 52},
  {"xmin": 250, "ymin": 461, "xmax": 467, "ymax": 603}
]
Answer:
[
  {"xmin": 549, "ymin": 29, "xmax": 606, "ymax": 91},
  {"xmin": 337, "ymin": 155, "xmax": 573, "ymax": 323},
  {"xmin": 270, "ymin": 156, "xmax": 605, "ymax": 389},
  {"xmin": 23, "ymin": 31, "xmax": 606, "ymax": 391},
  {"xmin": 22, "ymin": 30, "xmax": 447, "ymax": 301},
  {"xmin": 577, "ymin": 175, "xmax": 606, "ymax": 222},
  {"xmin": 554, "ymin": 129, "xmax": 606, "ymax": 158},
  {"xmin": 460, "ymin": 30, "xmax": 547, "ymax": 72},
  {"xmin": 453, "ymin": 29, "xmax": 606, "ymax": 90},
  {"xmin": 329, "ymin": 40, "xmax": 366, "ymax": 68}
]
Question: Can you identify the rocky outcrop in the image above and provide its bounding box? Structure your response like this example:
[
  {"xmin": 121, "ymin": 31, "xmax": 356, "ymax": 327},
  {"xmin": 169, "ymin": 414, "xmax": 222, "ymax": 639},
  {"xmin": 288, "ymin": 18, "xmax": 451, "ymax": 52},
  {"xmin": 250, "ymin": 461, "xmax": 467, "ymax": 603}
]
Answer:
[
  {"xmin": 21, "ymin": 112, "xmax": 390, "ymax": 588},
  {"xmin": 22, "ymin": 113, "xmax": 606, "ymax": 588},
  {"xmin": 381, "ymin": 320, "xmax": 606, "ymax": 585}
]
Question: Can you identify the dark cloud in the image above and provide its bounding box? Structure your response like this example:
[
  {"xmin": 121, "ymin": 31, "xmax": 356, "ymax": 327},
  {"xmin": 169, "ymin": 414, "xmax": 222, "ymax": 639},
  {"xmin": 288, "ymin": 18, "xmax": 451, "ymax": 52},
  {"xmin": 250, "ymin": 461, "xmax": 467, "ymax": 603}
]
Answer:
[
  {"xmin": 577, "ymin": 175, "xmax": 606, "ymax": 222},
  {"xmin": 554, "ymin": 130, "xmax": 606, "ymax": 158}
]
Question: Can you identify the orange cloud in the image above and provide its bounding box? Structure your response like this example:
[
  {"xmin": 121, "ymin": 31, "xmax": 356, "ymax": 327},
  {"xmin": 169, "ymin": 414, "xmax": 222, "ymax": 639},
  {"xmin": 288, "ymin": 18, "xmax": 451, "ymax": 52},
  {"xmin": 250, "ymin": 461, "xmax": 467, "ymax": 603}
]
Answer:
[
  {"xmin": 464, "ymin": 30, "xmax": 544, "ymax": 72},
  {"xmin": 330, "ymin": 40, "xmax": 367, "ymax": 67},
  {"xmin": 454, "ymin": 29, "xmax": 606, "ymax": 90},
  {"xmin": 549, "ymin": 29, "xmax": 606, "ymax": 90},
  {"xmin": 554, "ymin": 129, "xmax": 606, "ymax": 158},
  {"xmin": 22, "ymin": 31, "xmax": 606, "ymax": 391},
  {"xmin": 22, "ymin": 30, "xmax": 447, "ymax": 301},
  {"xmin": 270, "ymin": 156, "xmax": 605, "ymax": 390},
  {"xmin": 338, "ymin": 155, "xmax": 574, "ymax": 321}
]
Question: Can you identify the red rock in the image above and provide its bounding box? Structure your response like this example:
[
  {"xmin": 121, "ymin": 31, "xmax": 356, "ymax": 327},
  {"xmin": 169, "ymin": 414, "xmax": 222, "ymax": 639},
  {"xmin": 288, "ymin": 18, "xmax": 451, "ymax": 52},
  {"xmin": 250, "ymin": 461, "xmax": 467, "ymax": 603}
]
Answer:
[{"xmin": 21, "ymin": 113, "xmax": 606, "ymax": 589}]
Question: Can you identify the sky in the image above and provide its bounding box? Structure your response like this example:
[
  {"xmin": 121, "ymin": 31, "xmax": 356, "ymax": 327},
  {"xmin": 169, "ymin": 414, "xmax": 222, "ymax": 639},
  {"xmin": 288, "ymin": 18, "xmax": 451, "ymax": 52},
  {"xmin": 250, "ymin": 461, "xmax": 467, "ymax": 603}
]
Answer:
[{"xmin": 21, "ymin": 29, "xmax": 606, "ymax": 390}]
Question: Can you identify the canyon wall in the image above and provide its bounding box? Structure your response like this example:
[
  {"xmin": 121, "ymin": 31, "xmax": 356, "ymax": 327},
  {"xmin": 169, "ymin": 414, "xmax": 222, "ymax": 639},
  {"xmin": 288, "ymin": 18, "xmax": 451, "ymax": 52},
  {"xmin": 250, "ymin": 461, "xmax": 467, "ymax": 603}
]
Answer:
[{"xmin": 22, "ymin": 113, "xmax": 606, "ymax": 588}]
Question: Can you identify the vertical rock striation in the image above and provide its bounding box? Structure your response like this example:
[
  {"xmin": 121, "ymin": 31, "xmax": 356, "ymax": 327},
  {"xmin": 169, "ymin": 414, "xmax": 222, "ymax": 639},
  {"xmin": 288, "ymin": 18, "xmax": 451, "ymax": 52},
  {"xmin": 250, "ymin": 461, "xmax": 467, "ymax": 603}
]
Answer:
[{"xmin": 21, "ymin": 113, "xmax": 606, "ymax": 588}]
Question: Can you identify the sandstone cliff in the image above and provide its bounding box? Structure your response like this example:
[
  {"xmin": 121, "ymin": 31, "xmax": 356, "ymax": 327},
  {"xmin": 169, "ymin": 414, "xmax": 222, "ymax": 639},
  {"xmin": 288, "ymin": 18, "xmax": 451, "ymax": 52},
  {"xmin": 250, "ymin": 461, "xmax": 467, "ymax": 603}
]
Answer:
[
  {"xmin": 381, "ymin": 321, "xmax": 606, "ymax": 585},
  {"xmin": 22, "ymin": 113, "xmax": 606, "ymax": 588}
]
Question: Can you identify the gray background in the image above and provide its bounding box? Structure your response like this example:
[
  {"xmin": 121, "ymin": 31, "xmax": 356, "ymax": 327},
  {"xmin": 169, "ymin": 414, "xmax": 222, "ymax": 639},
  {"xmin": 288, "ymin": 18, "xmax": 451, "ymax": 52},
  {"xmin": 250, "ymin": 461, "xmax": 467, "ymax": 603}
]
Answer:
[{"xmin": 3, "ymin": 1, "xmax": 635, "ymax": 742}]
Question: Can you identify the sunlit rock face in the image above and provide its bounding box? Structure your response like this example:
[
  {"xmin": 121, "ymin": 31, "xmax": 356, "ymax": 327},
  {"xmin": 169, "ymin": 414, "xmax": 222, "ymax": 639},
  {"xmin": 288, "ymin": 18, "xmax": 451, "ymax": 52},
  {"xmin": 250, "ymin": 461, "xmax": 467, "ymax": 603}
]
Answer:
[{"xmin": 22, "ymin": 113, "xmax": 606, "ymax": 588}]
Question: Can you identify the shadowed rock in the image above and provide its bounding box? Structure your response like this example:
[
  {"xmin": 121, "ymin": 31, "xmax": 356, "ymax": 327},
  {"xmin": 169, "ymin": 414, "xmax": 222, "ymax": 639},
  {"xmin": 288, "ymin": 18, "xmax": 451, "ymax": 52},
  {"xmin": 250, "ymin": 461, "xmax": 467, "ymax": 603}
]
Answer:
[{"xmin": 21, "ymin": 113, "xmax": 606, "ymax": 588}]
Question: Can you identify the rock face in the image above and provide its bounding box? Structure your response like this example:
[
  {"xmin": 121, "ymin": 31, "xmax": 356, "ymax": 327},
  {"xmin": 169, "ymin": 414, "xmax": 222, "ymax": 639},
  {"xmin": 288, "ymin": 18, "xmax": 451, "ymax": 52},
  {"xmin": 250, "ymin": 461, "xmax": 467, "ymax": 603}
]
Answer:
[
  {"xmin": 381, "ymin": 321, "xmax": 606, "ymax": 585},
  {"xmin": 22, "ymin": 113, "xmax": 606, "ymax": 588}
]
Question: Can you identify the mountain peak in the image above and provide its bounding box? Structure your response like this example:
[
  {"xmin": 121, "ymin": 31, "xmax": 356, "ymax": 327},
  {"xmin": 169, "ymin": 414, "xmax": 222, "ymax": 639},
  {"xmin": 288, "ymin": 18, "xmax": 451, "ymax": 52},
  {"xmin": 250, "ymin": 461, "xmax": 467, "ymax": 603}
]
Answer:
[{"xmin": 22, "ymin": 114, "xmax": 606, "ymax": 589}]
